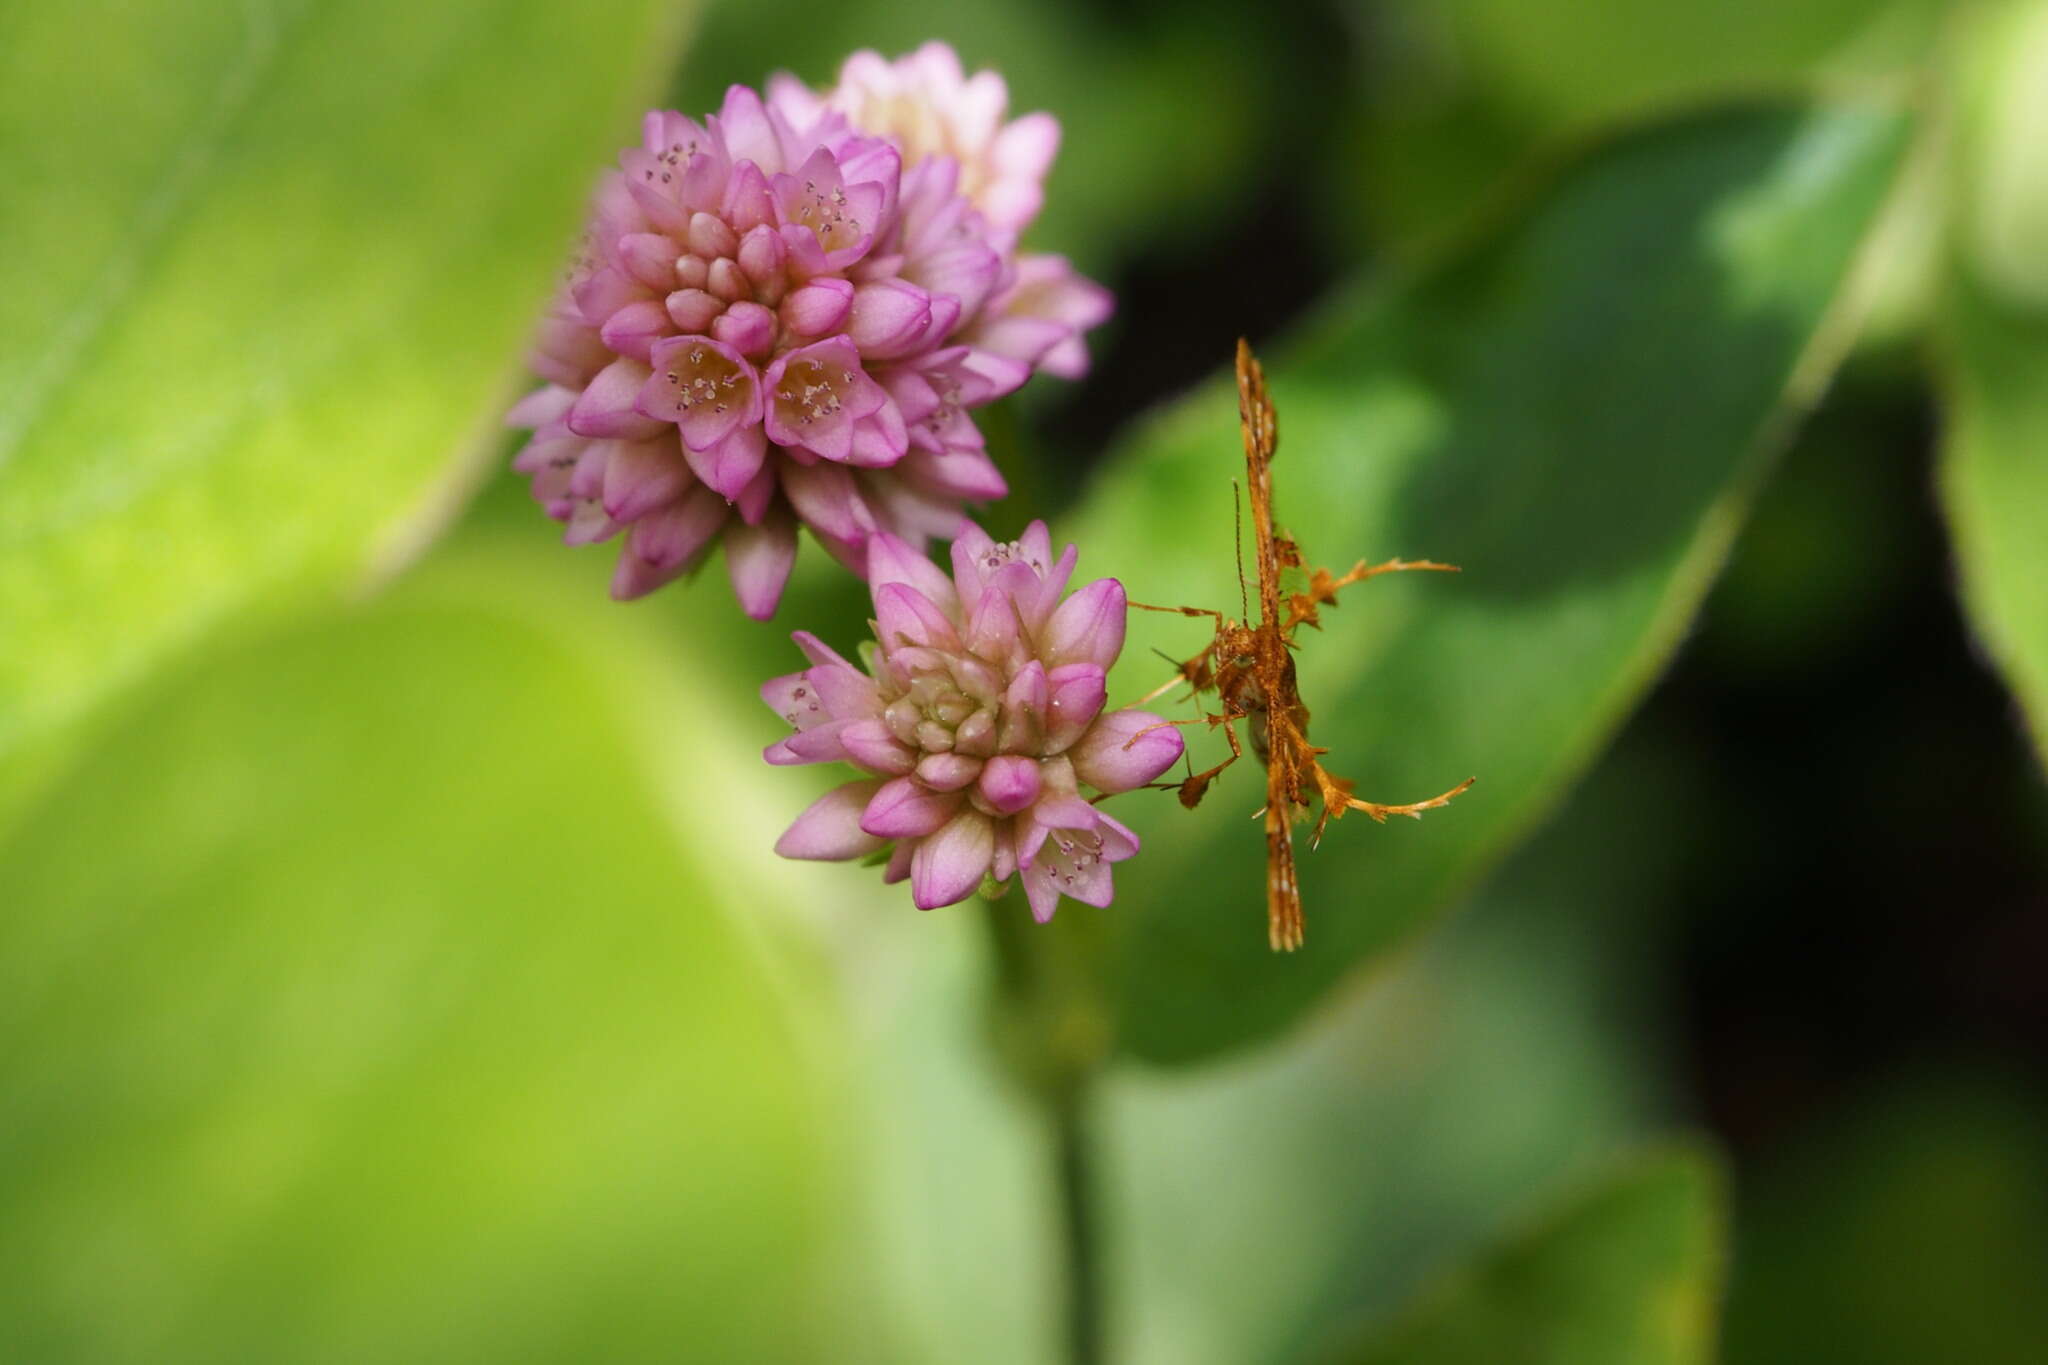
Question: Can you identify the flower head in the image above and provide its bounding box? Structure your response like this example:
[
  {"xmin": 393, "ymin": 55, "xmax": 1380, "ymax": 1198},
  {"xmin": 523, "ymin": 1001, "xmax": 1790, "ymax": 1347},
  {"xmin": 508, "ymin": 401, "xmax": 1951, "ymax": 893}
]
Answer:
[
  {"xmin": 765, "ymin": 521, "xmax": 1183, "ymax": 920},
  {"xmin": 770, "ymin": 41, "xmax": 1055, "ymax": 240},
  {"xmin": 511, "ymin": 51, "xmax": 1109, "ymax": 618}
]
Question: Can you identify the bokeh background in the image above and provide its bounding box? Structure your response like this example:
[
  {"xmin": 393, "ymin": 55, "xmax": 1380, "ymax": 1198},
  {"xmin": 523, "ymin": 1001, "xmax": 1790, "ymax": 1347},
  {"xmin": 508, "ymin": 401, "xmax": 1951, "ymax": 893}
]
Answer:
[{"xmin": 4, "ymin": 1, "xmax": 2045, "ymax": 1362}]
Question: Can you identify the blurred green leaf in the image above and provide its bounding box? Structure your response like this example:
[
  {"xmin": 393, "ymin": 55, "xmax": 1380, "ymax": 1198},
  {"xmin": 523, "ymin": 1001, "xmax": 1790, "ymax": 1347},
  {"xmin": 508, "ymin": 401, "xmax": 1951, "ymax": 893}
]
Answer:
[
  {"xmin": 1313, "ymin": 1147, "xmax": 1723, "ymax": 1365},
  {"xmin": 0, "ymin": 0, "xmax": 690, "ymax": 769},
  {"xmin": 1938, "ymin": 0, "xmax": 2048, "ymax": 766},
  {"xmin": 1074, "ymin": 103, "xmax": 1911, "ymax": 1065},
  {"xmin": 1108, "ymin": 741, "xmax": 1692, "ymax": 1365},
  {"xmin": 0, "ymin": 553, "xmax": 852, "ymax": 1363},
  {"xmin": 1720, "ymin": 1067, "xmax": 2048, "ymax": 1365},
  {"xmin": 1343, "ymin": 0, "xmax": 1935, "ymax": 253},
  {"xmin": 1938, "ymin": 279, "xmax": 2048, "ymax": 766}
]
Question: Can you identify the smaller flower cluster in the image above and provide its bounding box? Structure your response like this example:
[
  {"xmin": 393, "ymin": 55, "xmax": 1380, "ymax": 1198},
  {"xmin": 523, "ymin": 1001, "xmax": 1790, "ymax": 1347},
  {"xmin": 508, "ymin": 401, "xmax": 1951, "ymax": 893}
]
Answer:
[{"xmin": 765, "ymin": 522, "xmax": 1182, "ymax": 919}]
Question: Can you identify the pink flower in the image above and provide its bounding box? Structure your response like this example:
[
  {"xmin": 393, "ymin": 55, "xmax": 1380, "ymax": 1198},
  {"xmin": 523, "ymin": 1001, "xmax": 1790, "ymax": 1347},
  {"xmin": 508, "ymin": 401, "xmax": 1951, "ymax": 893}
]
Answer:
[
  {"xmin": 765, "ymin": 521, "xmax": 1183, "ymax": 920},
  {"xmin": 510, "ymin": 67, "xmax": 1106, "ymax": 618},
  {"xmin": 769, "ymin": 41, "xmax": 1057, "ymax": 240},
  {"xmin": 772, "ymin": 45, "xmax": 1114, "ymax": 383}
]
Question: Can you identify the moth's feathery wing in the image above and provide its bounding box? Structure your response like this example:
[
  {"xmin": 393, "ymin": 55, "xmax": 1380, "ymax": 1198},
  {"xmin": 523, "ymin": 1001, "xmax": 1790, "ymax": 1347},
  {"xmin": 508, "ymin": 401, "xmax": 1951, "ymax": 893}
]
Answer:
[
  {"xmin": 1235, "ymin": 338, "xmax": 1283, "ymax": 634},
  {"xmin": 1264, "ymin": 699, "xmax": 1308, "ymax": 950}
]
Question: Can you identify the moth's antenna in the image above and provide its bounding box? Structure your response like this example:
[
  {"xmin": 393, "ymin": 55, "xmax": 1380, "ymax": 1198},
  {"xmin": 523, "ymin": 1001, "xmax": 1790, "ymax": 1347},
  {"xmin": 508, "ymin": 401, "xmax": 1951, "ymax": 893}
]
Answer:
[{"xmin": 1232, "ymin": 477, "xmax": 1249, "ymax": 622}]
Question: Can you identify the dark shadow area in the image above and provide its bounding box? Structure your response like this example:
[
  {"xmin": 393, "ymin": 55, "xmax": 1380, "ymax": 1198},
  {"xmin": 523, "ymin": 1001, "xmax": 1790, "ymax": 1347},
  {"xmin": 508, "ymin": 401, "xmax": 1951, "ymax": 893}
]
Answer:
[{"xmin": 1645, "ymin": 379, "xmax": 2048, "ymax": 1156}]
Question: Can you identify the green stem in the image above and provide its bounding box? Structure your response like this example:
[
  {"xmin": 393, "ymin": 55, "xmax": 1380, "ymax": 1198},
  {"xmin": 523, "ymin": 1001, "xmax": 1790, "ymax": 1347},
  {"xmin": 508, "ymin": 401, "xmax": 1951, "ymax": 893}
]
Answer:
[
  {"xmin": 980, "ymin": 898, "xmax": 1110, "ymax": 1365},
  {"xmin": 1052, "ymin": 1078, "xmax": 1105, "ymax": 1365}
]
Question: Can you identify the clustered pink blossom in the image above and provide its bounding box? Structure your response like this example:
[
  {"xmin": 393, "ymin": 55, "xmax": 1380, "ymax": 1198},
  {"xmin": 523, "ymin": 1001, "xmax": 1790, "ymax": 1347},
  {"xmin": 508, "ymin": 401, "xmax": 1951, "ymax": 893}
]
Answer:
[
  {"xmin": 765, "ymin": 522, "xmax": 1183, "ymax": 919},
  {"xmin": 509, "ymin": 45, "xmax": 1111, "ymax": 617}
]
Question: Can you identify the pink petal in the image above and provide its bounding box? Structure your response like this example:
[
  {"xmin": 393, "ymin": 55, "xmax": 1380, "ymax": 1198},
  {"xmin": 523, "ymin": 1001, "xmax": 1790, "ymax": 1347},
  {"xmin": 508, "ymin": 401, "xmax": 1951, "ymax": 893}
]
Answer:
[
  {"xmin": 883, "ymin": 841, "xmax": 915, "ymax": 884},
  {"xmin": 568, "ymin": 358, "xmax": 664, "ymax": 440},
  {"xmin": 1018, "ymin": 522, "xmax": 1055, "ymax": 570},
  {"xmin": 977, "ymin": 754, "xmax": 1042, "ymax": 815},
  {"xmin": 841, "ymin": 717, "xmax": 916, "ymax": 776},
  {"xmin": 762, "ymin": 668, "xmax": 826, "ymax": 727},
  {"xmin": 734, "ymin": 460, "xmax": 778, "ymax": 525},
  {"xmin": 506, "ymin": 384, "xmax": 578, "ymax": 430},
  {"xmin": 1043, "ymin": 663, "xmax": 1108, "ymax": 754},
  {"xmin": 512, "ymin": 425, "xmax": 582, "ymax": 475},
  {"xmin": 715, "ymin": 84, "xmax": 782, "ymax": 172},
  {"xmin": 848, "ymin": 281, "xmax": 933, "ymax": 357},
  {"xmin": 865, "ymin": 532, "xmax": 959, "ymax": 619},
  {"xmin": 779, "ymin": 460, "xmax": 872, "ymax": 543},
  {"xmin": 1042, "ymin": 578, "xmax": 1127, "ymax": 670},
  {"xmin": 711, "ymin": 301, "xmax": 777, "ymax": 360},
  {"xmin": 609, "ymin": 543, "xmax": 689, "ymax": 600},
  {"xmin": 910, "ymin": 808, "xmax": 996, "ymax": 909},
  {"xmin": 804, "ymin": 660, "xmax": 880, "ymax": 719},
  {"xmin": 873, "ymin": 582, "xmax": 961, "ymax": 653},
  {"xmin": 846, "ymin": 402, "xmax": 909, "ymax": 468},
  {"xmin": 602, "ymin": 437, "xmax": 689, "ymax": 523},
  {"xmin": 776, "ymin": 779, "xmax": 888, "ymax": 860},
  {"xmin": 562, "ymin": 495, "xmax": 614, "ymax": 542},
  {"xmin": 573, "ymin": 266, "xmax": 654, "ymax": 328},
  {"xmin": 915, "ymin": 753, "xmax": 984, "ymax": 793},
  {"xmin": 725, "ymin": 512, "xmax": 798, "ymax": 619},
  {"xmin": 676, "ymin": 150, "xmax": 730, "ymax": 217},
  {"xmin": 991, "ymin": 825, "xmax": 1019, "ymax": 884},
  {"xmin": 1069, "ymin": 709, "xmax": 1184, "ymax": 795},
  {"xmin": 737, "ymin": 223, "xmax": 789, "ymax": 288},
  {"xmin": 909, "ymin": 242, "xmax": 1001, "ymax": 321},
  {"xmin": 1060, "ymin": 855, "xmax": 1116, "ymax": 909},
  {"xmin": 901, "ymin": 447, "xmax": 1008, "ymax": 501},
  {"xmin": 666, "ymin": 288, "xmax": 723, "ymax": 333},
  {"xmin": 780, "ymin": 278, "xmax": 855, "ymax": 336},
  {"xmin": 1095, "ymin": 812, "xmax": 1140, "ymax": 862},
  {"xmin": 949, "ymin": 522, "xmax": 998, "ymax": 605},
  {"xmin": 532, "ymin": 311, "xmax": 609, "ymax": 388},
  {"xmin": 697, "ymin": 265, "xmax": 742, "ymax": 312},
  {"xmin": 764, "ymin": 719, "xmax": 853, "ymax": 766},
  {"xmin": 686, "ymin": 210, "xmax": 739, "ymax": 260},
  {"xmin": 618, "ymin": 233, "xmax": 682, "ymax": 291},
  {"xmin": 988, "ymin": 113, "xmax": 1059, "ymax": 221},
  {"xmin": 965, "ymin": 561, "xmax": 1037, "ymax": 658},
  {"xmin": 971, "ymin": 316, "xmax": 1068, "ymax": 370},
  {"xmin": 791, "ymin": 629, "xmax": 857, "ymax": 671},
  {"xmin": 1020, "ymin": 863, "xmax": 1062, "ymax": 923},
  {"xmin": 861, "ymin": 776, "xmax": 962, "ymax": 839},
  {"xmin": 620, "ymin": 484, "xmax": 726, "ymax": 574},
  {"xmin": 683, "ymin": 420, "xmax": 769, "ymax": 503},
  {"xmin": 999, "ymin": 661, "xmax": 1049, "ymax": 754},
  {"xmin": 722, "ymin": 160, "xmax": 776, "ymax": 233},
  {"xmin": 598, "ymin": 299, "xmax": 672, "ymax": 361}
]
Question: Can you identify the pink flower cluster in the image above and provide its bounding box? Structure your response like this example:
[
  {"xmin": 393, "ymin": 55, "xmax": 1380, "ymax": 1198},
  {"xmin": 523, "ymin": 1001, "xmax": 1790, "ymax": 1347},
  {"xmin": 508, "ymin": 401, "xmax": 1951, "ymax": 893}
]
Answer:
[
  {"xmin": 510, "ymin": 45, "xmax": 1110, "ymax": 617},
  {"xmin": 766, "ymin": 523, "xmax": 1183, "ymax": 919}
]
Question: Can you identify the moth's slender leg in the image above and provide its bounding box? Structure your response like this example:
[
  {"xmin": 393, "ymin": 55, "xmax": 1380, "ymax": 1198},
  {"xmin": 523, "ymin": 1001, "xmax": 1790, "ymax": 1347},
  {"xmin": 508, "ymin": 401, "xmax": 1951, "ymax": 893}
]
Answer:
[
  {"xmin": 1176, "ymin": 710, "xmax": 1244, "ymax": 798},
  {"xmin": 1128, "ymin": 601, "xmax": 1230, "ymax": 621},
  {"xmin": 1130, "ymin": 662, "xmax": 1209, "ymax": 709},
  {"xmin": 1287, "ymin": 559, "xmax": 1462, "ymax": 631},
  {"xmin": 1328, "ymin": 557, "xmax": 1461, "ymax": 591},
  {"xmin": 1122, "ymin": 713, "xmax": 1215, "ymax": 743},
  {"xmin": 1345, "ymin": 775, "xmax": 1476, "ymax": 824}
]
